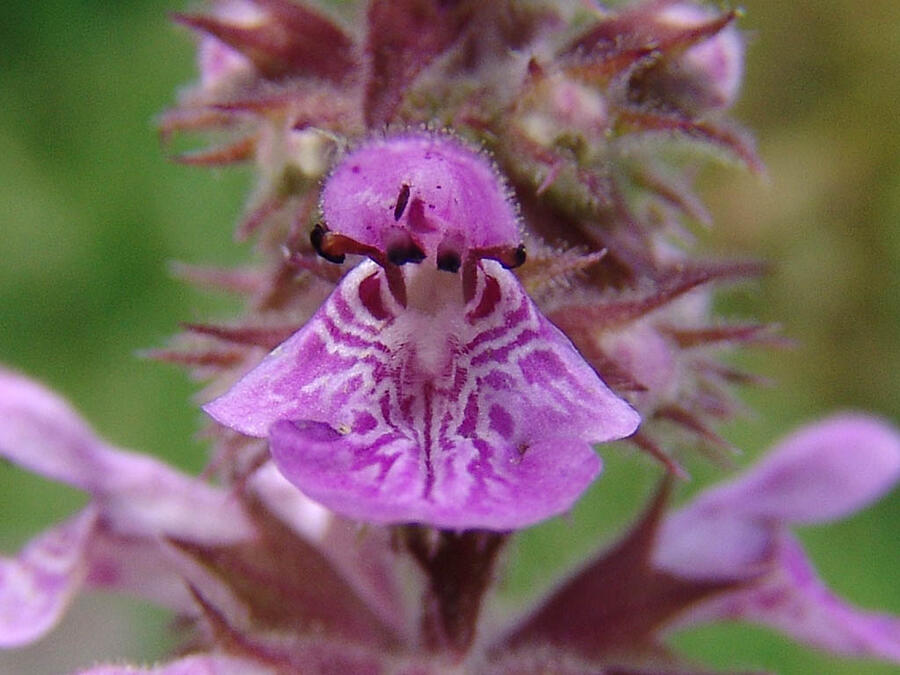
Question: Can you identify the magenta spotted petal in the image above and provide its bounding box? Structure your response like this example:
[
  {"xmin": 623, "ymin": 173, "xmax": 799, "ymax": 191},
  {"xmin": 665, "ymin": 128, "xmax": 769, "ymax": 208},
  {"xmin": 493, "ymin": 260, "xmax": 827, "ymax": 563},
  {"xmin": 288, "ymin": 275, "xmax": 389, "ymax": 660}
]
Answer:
[{"xmin": 205, "ymin": 259, "xmax": 640, "ymax": 529}]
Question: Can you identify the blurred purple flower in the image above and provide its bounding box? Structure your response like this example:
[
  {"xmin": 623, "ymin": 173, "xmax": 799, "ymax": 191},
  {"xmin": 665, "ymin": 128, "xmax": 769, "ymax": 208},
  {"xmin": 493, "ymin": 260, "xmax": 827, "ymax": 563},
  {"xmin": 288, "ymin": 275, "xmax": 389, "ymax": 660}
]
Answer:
[
  {"xmin": 657, "ymin": 415, "xmax": 900, "ymax": 660},
  {"xmin": 0, "ymin": 368, "xmax": 254, "ymax": 648},
  {"xmin": 497, "ymin": 414, "xmax": 900, "ymax": 666},
  {"xmin": 77, "ymin": 654, "xmax": 270, "ymax": 675},
  {"xmin": 634, "ymin": 1, "xmax": 745, "ymax": 112}
]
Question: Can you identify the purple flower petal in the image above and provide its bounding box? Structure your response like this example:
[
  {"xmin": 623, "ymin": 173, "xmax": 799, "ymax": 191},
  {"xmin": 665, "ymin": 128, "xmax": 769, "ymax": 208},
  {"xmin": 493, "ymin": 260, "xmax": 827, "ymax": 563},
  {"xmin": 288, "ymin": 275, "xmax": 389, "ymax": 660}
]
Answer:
[
  {"xmin": 206, "ymin": 260, "xmax": 639, "ymax": 529},
  {"xmin": 0, "ymin": 368, "xmax": 258, "ymax": 645},
  {"xmin": 0, "ymin": 367, "xmax": 253, "ymax": 544},
  {"xmin": 95, "ymin": 450, "xmax": 253, "ymax": 545},
  {"xmin": 0, "ymin": 367, "xmax": 114, "ymax": 491},
  {"xmin": 320, "ymin": 133, "xmax": 522, "ymax": 266},
  {"xmin": 656, "ymin": 415, "xmax": 900, "ymax": 662},
  {"xmin": 656, "ymin": 414, "xmax": 900, "ymax": 580},
  {"xmin": 0, "ymin": 507, "xmax": 96, "ymax": 648},
  {"xmin": 270, "ymin": 422, "xmax": 602, "ymax": 529},
  {"xmin": 84, "ymin": 530, "xmax": 202, "ymax": 614},
  {"xmin": 703, "ymin": 414, "xmax": 900, "ymax": 524}
]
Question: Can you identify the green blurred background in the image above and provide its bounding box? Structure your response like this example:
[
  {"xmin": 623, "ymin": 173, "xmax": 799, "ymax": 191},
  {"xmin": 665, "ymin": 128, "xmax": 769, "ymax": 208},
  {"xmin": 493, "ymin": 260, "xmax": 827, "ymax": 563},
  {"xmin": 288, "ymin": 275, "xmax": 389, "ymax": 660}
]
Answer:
[{"xmin": 0, "ymin": 1, "xmax": 896, "ymax": 672}]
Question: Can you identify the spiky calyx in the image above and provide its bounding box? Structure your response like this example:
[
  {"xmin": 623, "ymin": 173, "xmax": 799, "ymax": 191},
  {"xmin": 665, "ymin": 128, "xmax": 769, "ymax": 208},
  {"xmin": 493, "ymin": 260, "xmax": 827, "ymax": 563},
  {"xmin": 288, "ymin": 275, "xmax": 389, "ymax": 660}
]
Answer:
[{"xmin": 160, "ymin": 0, "xmax": 769, "ymax": 474}]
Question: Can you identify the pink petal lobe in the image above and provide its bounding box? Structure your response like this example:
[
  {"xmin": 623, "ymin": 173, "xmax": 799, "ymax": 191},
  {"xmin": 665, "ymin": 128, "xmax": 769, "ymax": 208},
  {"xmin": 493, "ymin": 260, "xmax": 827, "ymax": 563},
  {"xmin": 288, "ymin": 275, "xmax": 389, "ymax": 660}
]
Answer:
[
  {"xmin": 711, "ymin": 414, "xmax": 900, "ymax": 524},
  {"xmin": 270, "ymin": 422, "xmax": 600, "ymax": 529},
  {"xmin": 0, "ymin": 367, "xmax": 113, "ymax": 491},
  {"xmin": 206, "ymin": 260, "xmax": 639, "ymax": 529},
  {"xmin": 654, "ymin": 415, "xmax": 900, "ymax": 663},
  {"xmin": 0, "ymin": 507, "xmax": 97, "ymax": 648},
  {"xmin": 96, "ymin": 450, "xmax": 253, "ymax": 545},
  {"xmin": 0, "ymin": 367, "xmax": 253, "ymax": 546},
  {"xmin": 656, "ymin": 414, "xmax": 900, "ymax": 579}
]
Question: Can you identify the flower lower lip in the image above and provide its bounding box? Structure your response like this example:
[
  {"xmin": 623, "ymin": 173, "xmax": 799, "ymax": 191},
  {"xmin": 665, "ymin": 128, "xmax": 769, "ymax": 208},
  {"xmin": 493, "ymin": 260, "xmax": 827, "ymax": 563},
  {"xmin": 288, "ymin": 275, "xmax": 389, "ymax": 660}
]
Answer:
[{"xmin": 204, "ymin": 258, "xmax": 639, "ymax": 529}]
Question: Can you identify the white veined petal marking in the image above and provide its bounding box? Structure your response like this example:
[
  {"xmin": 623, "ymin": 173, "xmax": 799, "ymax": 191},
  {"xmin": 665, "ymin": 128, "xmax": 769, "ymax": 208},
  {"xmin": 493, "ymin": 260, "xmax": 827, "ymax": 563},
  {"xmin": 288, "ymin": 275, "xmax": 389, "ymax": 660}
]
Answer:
[{"xmin": 204, "ymin": 256, "xmax": 639, "ymax": 529}]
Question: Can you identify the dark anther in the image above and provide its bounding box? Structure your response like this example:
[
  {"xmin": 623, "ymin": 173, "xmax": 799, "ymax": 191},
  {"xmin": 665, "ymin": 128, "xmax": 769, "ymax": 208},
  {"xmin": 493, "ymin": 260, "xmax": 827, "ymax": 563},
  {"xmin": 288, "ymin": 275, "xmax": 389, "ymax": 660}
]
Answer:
[
  {"xmin": 310, "ymin": 223, "xmax": 345, "ymax": 264},
  {"xmin": 387, "ymin": 241, "xmax": 426, "ymax": 266},
  {"xmin": 500, "ymin": 244, "xmax": 527, "ymax": 269},
  {"xmin": 394, "ymin": 183, "xmax": 411, "ymax": 221},
  {"xmin": 436, "ymin": 250, "xmax": 462, "ymax": 273}
]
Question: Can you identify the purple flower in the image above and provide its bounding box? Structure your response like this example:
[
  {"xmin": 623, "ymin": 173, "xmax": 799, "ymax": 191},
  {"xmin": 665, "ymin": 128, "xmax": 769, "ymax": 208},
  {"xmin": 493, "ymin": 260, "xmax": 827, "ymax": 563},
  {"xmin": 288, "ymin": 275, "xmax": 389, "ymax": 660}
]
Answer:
[
  {"xmin": 0, "ymin": 368, "xmax": 254, "ymax": 648},
  {"xmin": 642, "ymin": 1, "xmax": 745, "ymax": 112},
  {"xmin": 656, "ymin": 414, "xmax": 900, "ymax": 660},
  {"xmin": 76, "ymin": 654, "xmax": 272, "ymax": 675},
  {"xmin": 572, "ymin": 1, "xmax": 745, "ymax": 116},
  {"xmin": 205, "ymin": 133, "xmax": 640, "ymax": 530},
  {"xmin": 194, "ymin": 1, "xmax": 259, "ymax": 97},
  {"xmin": 314, "ymin": 133, "xmax": 526, "ymax": 270},
  {"xmin": 497, "ymin": 414, "xmax": 900, "ymax": 666}
]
